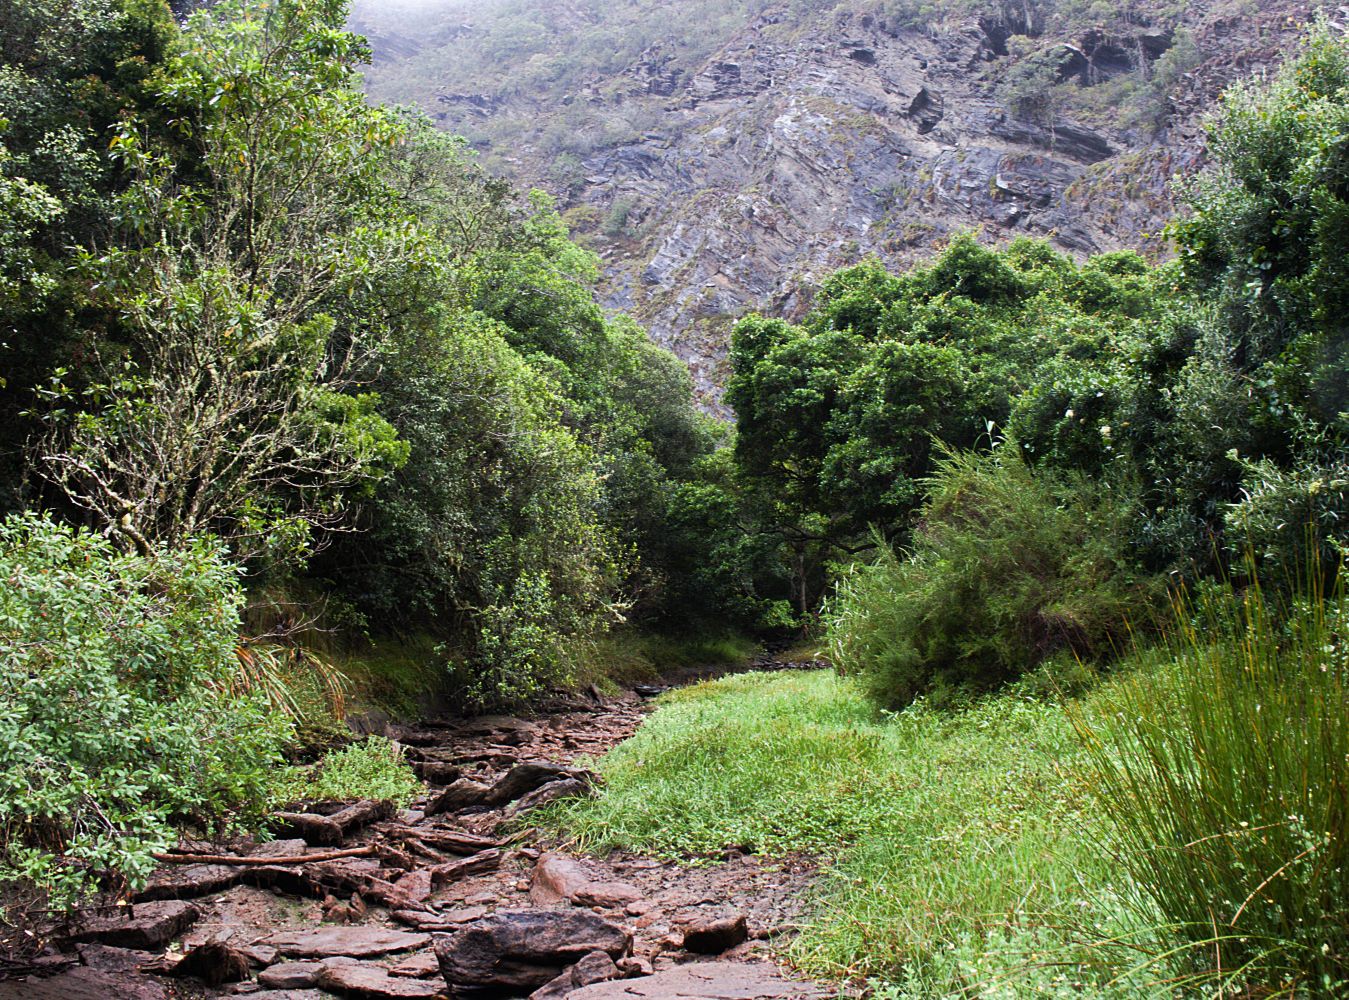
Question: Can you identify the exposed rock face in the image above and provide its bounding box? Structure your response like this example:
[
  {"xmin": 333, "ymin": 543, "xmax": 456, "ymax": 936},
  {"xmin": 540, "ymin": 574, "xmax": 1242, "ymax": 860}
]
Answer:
[{"xmin": 353, "ymin": 1, "xmax": 1311, "ymax": 411}]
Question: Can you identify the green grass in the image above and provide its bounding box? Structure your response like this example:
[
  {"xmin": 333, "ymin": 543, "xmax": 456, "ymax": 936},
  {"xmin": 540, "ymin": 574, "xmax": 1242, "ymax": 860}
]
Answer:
[
  {"xmin": 331, "ymin": 636, "xmax": 447, "ymax": 720},
  {"xmin": 548, "ymin": 670, "xmax": 1150, "ymax": 996},
  {"xmin": 270, "ymin": 736, "xmax": 423, "ymax": 809},
  {"xmin": 576, "ymin": 629, "xmax": 762, "ymax": 692}
]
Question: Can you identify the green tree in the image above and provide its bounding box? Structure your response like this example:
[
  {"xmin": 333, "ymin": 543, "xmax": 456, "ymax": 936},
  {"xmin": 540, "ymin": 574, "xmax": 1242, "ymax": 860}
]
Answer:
[
  {"xmin": 1168, "ymin": 21, "xmax": 1349, "ymax": 571},
  {"xmin": 39, "ymin": 0, "xmax": 411, "ymax": 563},
  {"xmin": 0, "ymin": 0, "xmax": 179, "ymax": 511}
]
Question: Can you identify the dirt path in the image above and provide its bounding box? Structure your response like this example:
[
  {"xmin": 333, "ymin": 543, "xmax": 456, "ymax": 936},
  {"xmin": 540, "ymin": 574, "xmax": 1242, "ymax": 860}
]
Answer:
[{"xmin": 2, "ymin": 659, "xmax": 831, "ymax": 1000}]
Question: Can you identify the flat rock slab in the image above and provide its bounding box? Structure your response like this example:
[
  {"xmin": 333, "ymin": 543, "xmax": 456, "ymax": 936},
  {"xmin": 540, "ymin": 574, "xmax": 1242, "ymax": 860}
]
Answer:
[
  {"xmin": 390, "ymin": 952, "xmax": 442, "ymax": 978},
  {"xmin": 67, "ymin": 900, "xmax": 199, "ymax": 949},
  {"xmin": 317, "ymin": 962, "xmax": 450, "ymax": 998},
  {"xmin": 262, "ymin": 927, "xmax": 430, "ymax": 958},
  {"xmin": 394, "ymin": 906, "xmax": 488, "ymax": 931},
  {"xmin": 136, "ymin": 862, "xmax": 239, "ymax": 902},
  {"xmin": 565, "ymin": 963, "xmax": 829, "ymax": 1000},
  {"xmin": 259, "ymin": 960, "xmax": 353, "ymax": 989},
  {"xmin": 531, "ymin": 853, "xmax": 643, "ymax": 909}
]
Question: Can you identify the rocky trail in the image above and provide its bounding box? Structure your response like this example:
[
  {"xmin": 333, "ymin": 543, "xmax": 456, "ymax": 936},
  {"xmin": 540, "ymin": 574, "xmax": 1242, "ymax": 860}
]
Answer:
[{"xmin": 1, "ymin": 657, "xmax": 830, "ymax": 1000}]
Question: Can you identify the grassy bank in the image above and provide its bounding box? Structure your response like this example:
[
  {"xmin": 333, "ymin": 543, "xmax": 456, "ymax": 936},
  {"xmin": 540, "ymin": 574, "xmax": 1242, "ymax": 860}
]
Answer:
[{"xmin": 548, "ymin": 669, "xmax": 1154, "ymax": 997}]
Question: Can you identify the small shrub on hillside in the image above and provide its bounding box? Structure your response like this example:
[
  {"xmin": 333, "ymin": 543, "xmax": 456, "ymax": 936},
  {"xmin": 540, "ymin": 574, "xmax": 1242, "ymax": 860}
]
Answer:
[
  {"xmin": 827, "ymin": 446, "xmax": 1154, "ymax": 708},
  {"xmin": 1076, "ymin": 571, "xmax": 1349, "ymax": 995},
  {"xmin": 0, "ymin": 514, "xmax": 291, "ymax": 913},
  {"xmin": 270, "ymin": 736, "xmax": 421, "ymax": 809}
]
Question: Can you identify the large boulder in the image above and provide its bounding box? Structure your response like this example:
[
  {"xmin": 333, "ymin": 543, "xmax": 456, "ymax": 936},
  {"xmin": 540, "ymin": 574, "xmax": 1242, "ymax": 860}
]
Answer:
[{"xmin": 433, "ymin": 910, "xmax": 630, "ymax": 993}]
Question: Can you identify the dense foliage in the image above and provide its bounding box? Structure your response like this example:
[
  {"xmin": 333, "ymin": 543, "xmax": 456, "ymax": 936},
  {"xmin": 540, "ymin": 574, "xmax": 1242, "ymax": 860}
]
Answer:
[
  {"xmin": 0, "ymin": 514, "xmax": 289, "ymax": 909},
  {"xmin": 727, "ymin": 235, "xmax": 1164, "ymax": 626},
  {"xmin": 0, "ymin": 0, "xmax": 719, "ymax": 920},
  {"xmin": 829, "ymin": 447, "xmax": 1151, "ymax": 708},
  {"xmin": 2, "ymin": 0, "xmax": 719, "ymax": 712}
]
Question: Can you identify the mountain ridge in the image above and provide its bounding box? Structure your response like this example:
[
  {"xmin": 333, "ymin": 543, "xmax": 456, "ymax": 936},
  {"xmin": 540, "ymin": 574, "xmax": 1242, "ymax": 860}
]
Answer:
[{"xmin": 352, "ymin": 0, "xmax": 1314, "ymax": 407}]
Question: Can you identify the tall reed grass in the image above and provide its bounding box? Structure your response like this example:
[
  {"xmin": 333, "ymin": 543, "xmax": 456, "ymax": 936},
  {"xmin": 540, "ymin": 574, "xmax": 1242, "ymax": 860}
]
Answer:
[{"xmin": 1074, "ymin": 568, "xmax": 1349, "ymax": 996}]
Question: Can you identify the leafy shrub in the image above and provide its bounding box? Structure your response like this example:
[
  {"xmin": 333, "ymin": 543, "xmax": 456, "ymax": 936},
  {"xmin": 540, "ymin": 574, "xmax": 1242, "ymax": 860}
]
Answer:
[
  {"xmin": 1227, "ymin": 452, "xmax": 1349, "ymax": 580},
  {"xmin": 1075, "ymin": 572, "xmax": 1349, "ymax": 995},
  {"xmin": 0, "ymin": 514, "xmax": 291, "ymax": 909},
  {"xmin": 827, "ymin": 446, "xmax": 1153, "ymax": 708},
  {"xmin": 270, "ymin": 736, "xmax": 421, "ymax": 809}
]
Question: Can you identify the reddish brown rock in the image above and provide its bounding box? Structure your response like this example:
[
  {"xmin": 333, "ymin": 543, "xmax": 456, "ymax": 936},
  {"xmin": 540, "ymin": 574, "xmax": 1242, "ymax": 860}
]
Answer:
[
  {"xmin": 389, "ymin": 951, "xmax": 441, "ymax": 978},
  {"xmin": 262, "ymin": 927, "xmax": 430, "ymax": 959},
  {"xmin": 530, "ymin": 854, "xmax": 643, "ymax": 909},
  {"xmin": 272, "ymin": 800, "xmax": 395, "ymax": 846},
  {"xmin": 258, "ymin": 961, "xmax": 326, "ymax": 989},
  {"xmin": 565, "ymin": 963, "xmax": 828, "ymax": 1000},
  {"xmin": 679, "ymin": 913, "xmax": 749, "ymax": 955},
  {"xmin": 425, "ymin": 779, "xmax": 492, "ymax": 816},
  {"xmin": 529, "ymin": 949, "xmax": 621, "ymax": 1000},
  {"xmin": 0, "ymin": 966, "xmax": 169, "ymax": 1000},
  {"xmin": 165, "ymin": 941, "xmax": 250, "ymax": 985},
  {"xmin": 392, "ymin": 906, "xmax": 489, "ymax": 931},
  {"xmin": 316, "ymin": 961, "xmax": 449, "ymax": 998},
  {"xmin": 135, "ymin": 863, "xmax": 239, "ymax": 902},
  {"xmin": 616, "ymin": 956, "xmax": 654, "ymax": 978},
  {"xmin": 485, "ymin": 763, "xmax": 595, "ymax": 807},
  {"xmin": 502, "ymin": 779, "xmax": 592, "ymax": 820},
  {"xmin": 412, "ymin": 760, "xmax": 463, "ymax": 784}
]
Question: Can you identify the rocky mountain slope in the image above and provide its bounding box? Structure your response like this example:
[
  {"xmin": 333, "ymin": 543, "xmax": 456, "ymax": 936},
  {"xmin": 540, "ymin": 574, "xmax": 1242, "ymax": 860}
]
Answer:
[{"xmin": 352, "ymin": 0, "xmax": 1315, "ymax": 407}]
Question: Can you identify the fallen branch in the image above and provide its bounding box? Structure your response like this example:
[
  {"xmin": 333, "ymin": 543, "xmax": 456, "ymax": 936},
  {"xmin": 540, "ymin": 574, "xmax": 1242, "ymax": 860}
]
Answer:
[{"xmin": 151, "ymin": 846, "xmax": 375, "ymax": 866}]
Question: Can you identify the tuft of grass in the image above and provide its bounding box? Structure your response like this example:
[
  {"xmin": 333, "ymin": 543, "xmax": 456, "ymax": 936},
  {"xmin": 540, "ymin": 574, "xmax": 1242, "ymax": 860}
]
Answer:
[
  {"xmin": 1074, "ymin": 575, "xmax": 1349, "ymax": 997},
  {"xmin": 549, "ymin": 669, "xmax": 1146, "ymax": 995},
  {"xmin": 270, "ymin": 736, "xmax": 423, "ymax": 809}
]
